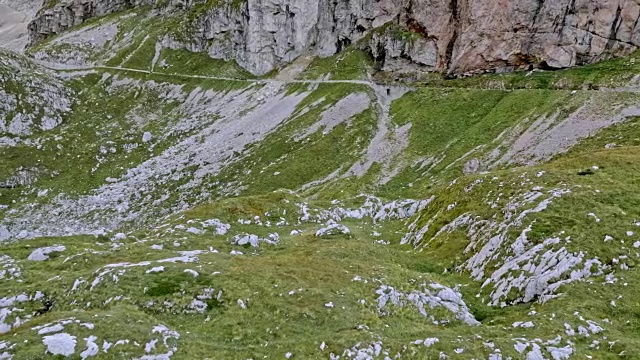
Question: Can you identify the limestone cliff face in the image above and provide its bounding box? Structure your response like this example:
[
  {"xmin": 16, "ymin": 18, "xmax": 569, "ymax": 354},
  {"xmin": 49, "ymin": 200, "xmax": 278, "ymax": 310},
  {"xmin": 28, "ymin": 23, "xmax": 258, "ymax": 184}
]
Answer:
[
  {"xmin": 175, "ymin": 0, "xmax": 402, "ymax": 75},
  {"xmin": 27, "ymin": 0, "xmax": 156, "ymax": 44},
  {"xmin": 371, "ymin": 0, "xmax": 640, "ymax": 75},
  {"xmin": 28, "ymin": 0, "xmax": 640, "ymax": 76},
  {"xmin": 0, "ymin": 0, "xmax": 41, "ymax": 51}
]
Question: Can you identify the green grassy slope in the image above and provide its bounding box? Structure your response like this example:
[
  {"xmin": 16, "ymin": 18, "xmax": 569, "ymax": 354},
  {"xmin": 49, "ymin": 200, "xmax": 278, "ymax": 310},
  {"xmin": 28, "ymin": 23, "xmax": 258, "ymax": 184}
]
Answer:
[
  {"xmin": 4, "ymin": 9, "xmax": 640, "ymax": 359},
  {"xmin": 3, "ymin": 145, "xmax": 640, "ymax": 358}
]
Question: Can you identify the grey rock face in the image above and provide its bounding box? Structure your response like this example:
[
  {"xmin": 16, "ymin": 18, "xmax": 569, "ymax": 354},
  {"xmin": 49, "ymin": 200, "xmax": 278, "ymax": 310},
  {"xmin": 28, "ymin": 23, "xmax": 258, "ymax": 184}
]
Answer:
[
  {"xmin": 27, "ymin": 0, "xmax": 156, "ymax": 44},
  {"xmin": 162, "ymin": 0, "xmax": 403, "ymax": 75},
  {"xmin": 28, "ymin": 0, "xmax": 640, "ymax": 76},
  {"xmin": 32, "ymin": 16, "xmax": 122, "ymax": 66},
  {"xmin": 0, "ymin": 0, "xmax": 41, "ymax": 52},
  {"xmin": 375, "ymin": 282, "xmax": 480, "ymax": 326},
  {"xmin": 391, "ymin": 0, "xmax": 640, "ymax": 76}
]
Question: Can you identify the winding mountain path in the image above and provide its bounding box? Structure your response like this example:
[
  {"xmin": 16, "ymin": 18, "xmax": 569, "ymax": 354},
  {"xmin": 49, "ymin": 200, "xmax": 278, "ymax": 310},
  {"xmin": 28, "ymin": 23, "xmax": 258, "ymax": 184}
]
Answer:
[{"xmin": 36, "ymin": 58, "xmax": 411, "ymax": 184}]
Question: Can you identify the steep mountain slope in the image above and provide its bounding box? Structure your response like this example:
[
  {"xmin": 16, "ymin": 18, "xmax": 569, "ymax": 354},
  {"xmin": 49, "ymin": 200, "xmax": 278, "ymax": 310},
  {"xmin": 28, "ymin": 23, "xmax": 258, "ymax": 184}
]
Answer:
[
  {"xmin": 0, "ymin": 49, "xmax": 72, "ymax": 146},
  {"xmin": 0, "ymin": 0, "xmax": 39, "ymax": 51},
  {"xmin": 3, "ymin": 2, "xmax": 640, "ymax": 360}
]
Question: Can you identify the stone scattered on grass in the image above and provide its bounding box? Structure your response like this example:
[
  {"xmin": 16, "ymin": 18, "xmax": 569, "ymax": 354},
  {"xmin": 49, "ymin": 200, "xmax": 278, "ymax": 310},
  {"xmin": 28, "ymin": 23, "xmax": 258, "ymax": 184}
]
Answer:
[
  {"xmin": 43, "ymin": 333, "xmax": 76, "ymax": 357},
  {"xmin": 184, "ymin": 269, "xmax": 199, "ymax": 277},
  {"xmin": 111, "ymin": 233, "xmax": 126, "ymax": 241},
  {"xmin": 512, "ymin": 321, "xmax": 535, "ymax": 328},
  {"xmin": 547, "ymin": 345, "xmax": 573, "ymax": 360},
  {"xmin": 376, "ymin": 283, "xmax": 480, "ymax": 326},
  {"xmin": 514, "ymin": 342, "xmax": 528, "ymax": 353},
  {"xmin": 146, "ymin": 266, "xmax": 165, "ymax": 274},
  {"xmin": 232, "ymin": 233, "xmax": 279, "ymax": 247},
  {"xmin": 80, "ymin": 336, "xmax": 99, "ymax": 359},
  {"xmin": 423, "ymin": 338, "xmax": 439, "ymax": 347},
  {"xmin": 237, "ymin": 299, "xmax": 247, "ymax": 309},
  {"xmin": 186, "ymin": 227, "xmax": 203, "ymax": 235},
  {"xmin": 144, "ymin": 339, "xmax": 158, "ymax": 353},
  {"xmin": 38, "ymin": 324, "xmax": 64, "ymax": 335},
  {"xmin": 201, "ymin": 219, "xmax": 231, "ymax": 235},
  {"xmin": 142, "ymin": 132, "xmax": 152, "ymax": 143},
  {"xmin": 316, "ymin": 221, "xmax": 350, "ymax": 237},
  {"xmin": 28, "ymin": 245, "xmax": 66, "ymax": 261},
  {"xmin": 0, "ymin": 255, "xmax": 21, "ymax": 280}
]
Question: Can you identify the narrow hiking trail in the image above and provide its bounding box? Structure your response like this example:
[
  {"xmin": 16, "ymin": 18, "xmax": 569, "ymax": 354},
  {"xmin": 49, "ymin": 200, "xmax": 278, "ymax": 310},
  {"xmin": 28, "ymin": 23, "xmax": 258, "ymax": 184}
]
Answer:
[
  {"xmin": 34, "ymin": 56, "xmax": 640, "ymax": 189},
  {"xmin": 35, "ymin": 58, "xmax": 412, "ymax": 184}
]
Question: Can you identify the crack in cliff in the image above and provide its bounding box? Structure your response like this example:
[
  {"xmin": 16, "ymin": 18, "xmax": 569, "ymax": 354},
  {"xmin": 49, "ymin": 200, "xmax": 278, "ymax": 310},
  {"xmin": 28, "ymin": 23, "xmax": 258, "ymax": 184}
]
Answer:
[
  {"xmin": 605, "ymin": 5, "xmax": 624, "ymax": 50},
  {"xmin": 632, "ymin": 11, "xmax": 640, "ymax": 36},
  {"xmin": 557, "ymin": 0, "xmax": 579, "ymax": 43},
  {"xmin": 443, "ymin": 0, "xmax": 460, "ymax": 75},
  {"xmin": 531, "ymin": 0, "xmax": 545, "ymax": 27},
  {"xmin": 559, "ymin": 4, "xmax": 568, "ymax": 35},
  {"xmin": 572, "ymin": 24, "xmax": 637, "ymax": 49},
  {"xmin": 532, "ymin": 26, "xmax": 637, "ymax": 48}
]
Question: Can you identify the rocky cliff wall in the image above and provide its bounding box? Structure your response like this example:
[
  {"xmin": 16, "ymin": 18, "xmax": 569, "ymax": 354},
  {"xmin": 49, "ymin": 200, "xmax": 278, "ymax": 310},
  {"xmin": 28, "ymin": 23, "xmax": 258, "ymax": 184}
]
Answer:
[
  {"xmin": 27, "ymin": 0, "xmax": 156, "ymax": 44},
  {"xmin": 369, "ymin": 0, "xmax": 640, "ymax": 75},
  {"xmin": 27, "ymin": 0, "xmax": 640, "ymax": 76},
  {"xmin": 0, "ymin": 0, "xmax": 41, "ymax": 52}
]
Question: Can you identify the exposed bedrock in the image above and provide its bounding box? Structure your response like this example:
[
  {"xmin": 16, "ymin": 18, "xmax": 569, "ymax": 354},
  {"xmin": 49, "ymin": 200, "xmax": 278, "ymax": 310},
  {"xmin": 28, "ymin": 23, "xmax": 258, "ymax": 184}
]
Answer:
[{"xmin": 27, "ymin": 0, "xmax": 640, "ymax": 75}]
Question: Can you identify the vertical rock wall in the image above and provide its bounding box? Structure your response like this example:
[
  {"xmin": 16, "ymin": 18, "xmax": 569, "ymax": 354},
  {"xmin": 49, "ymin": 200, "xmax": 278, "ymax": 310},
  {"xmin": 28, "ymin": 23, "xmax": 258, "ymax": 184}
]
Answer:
[{"xmin": 27, "ymin": 0, "xmax": 640, "ymax": 76}]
